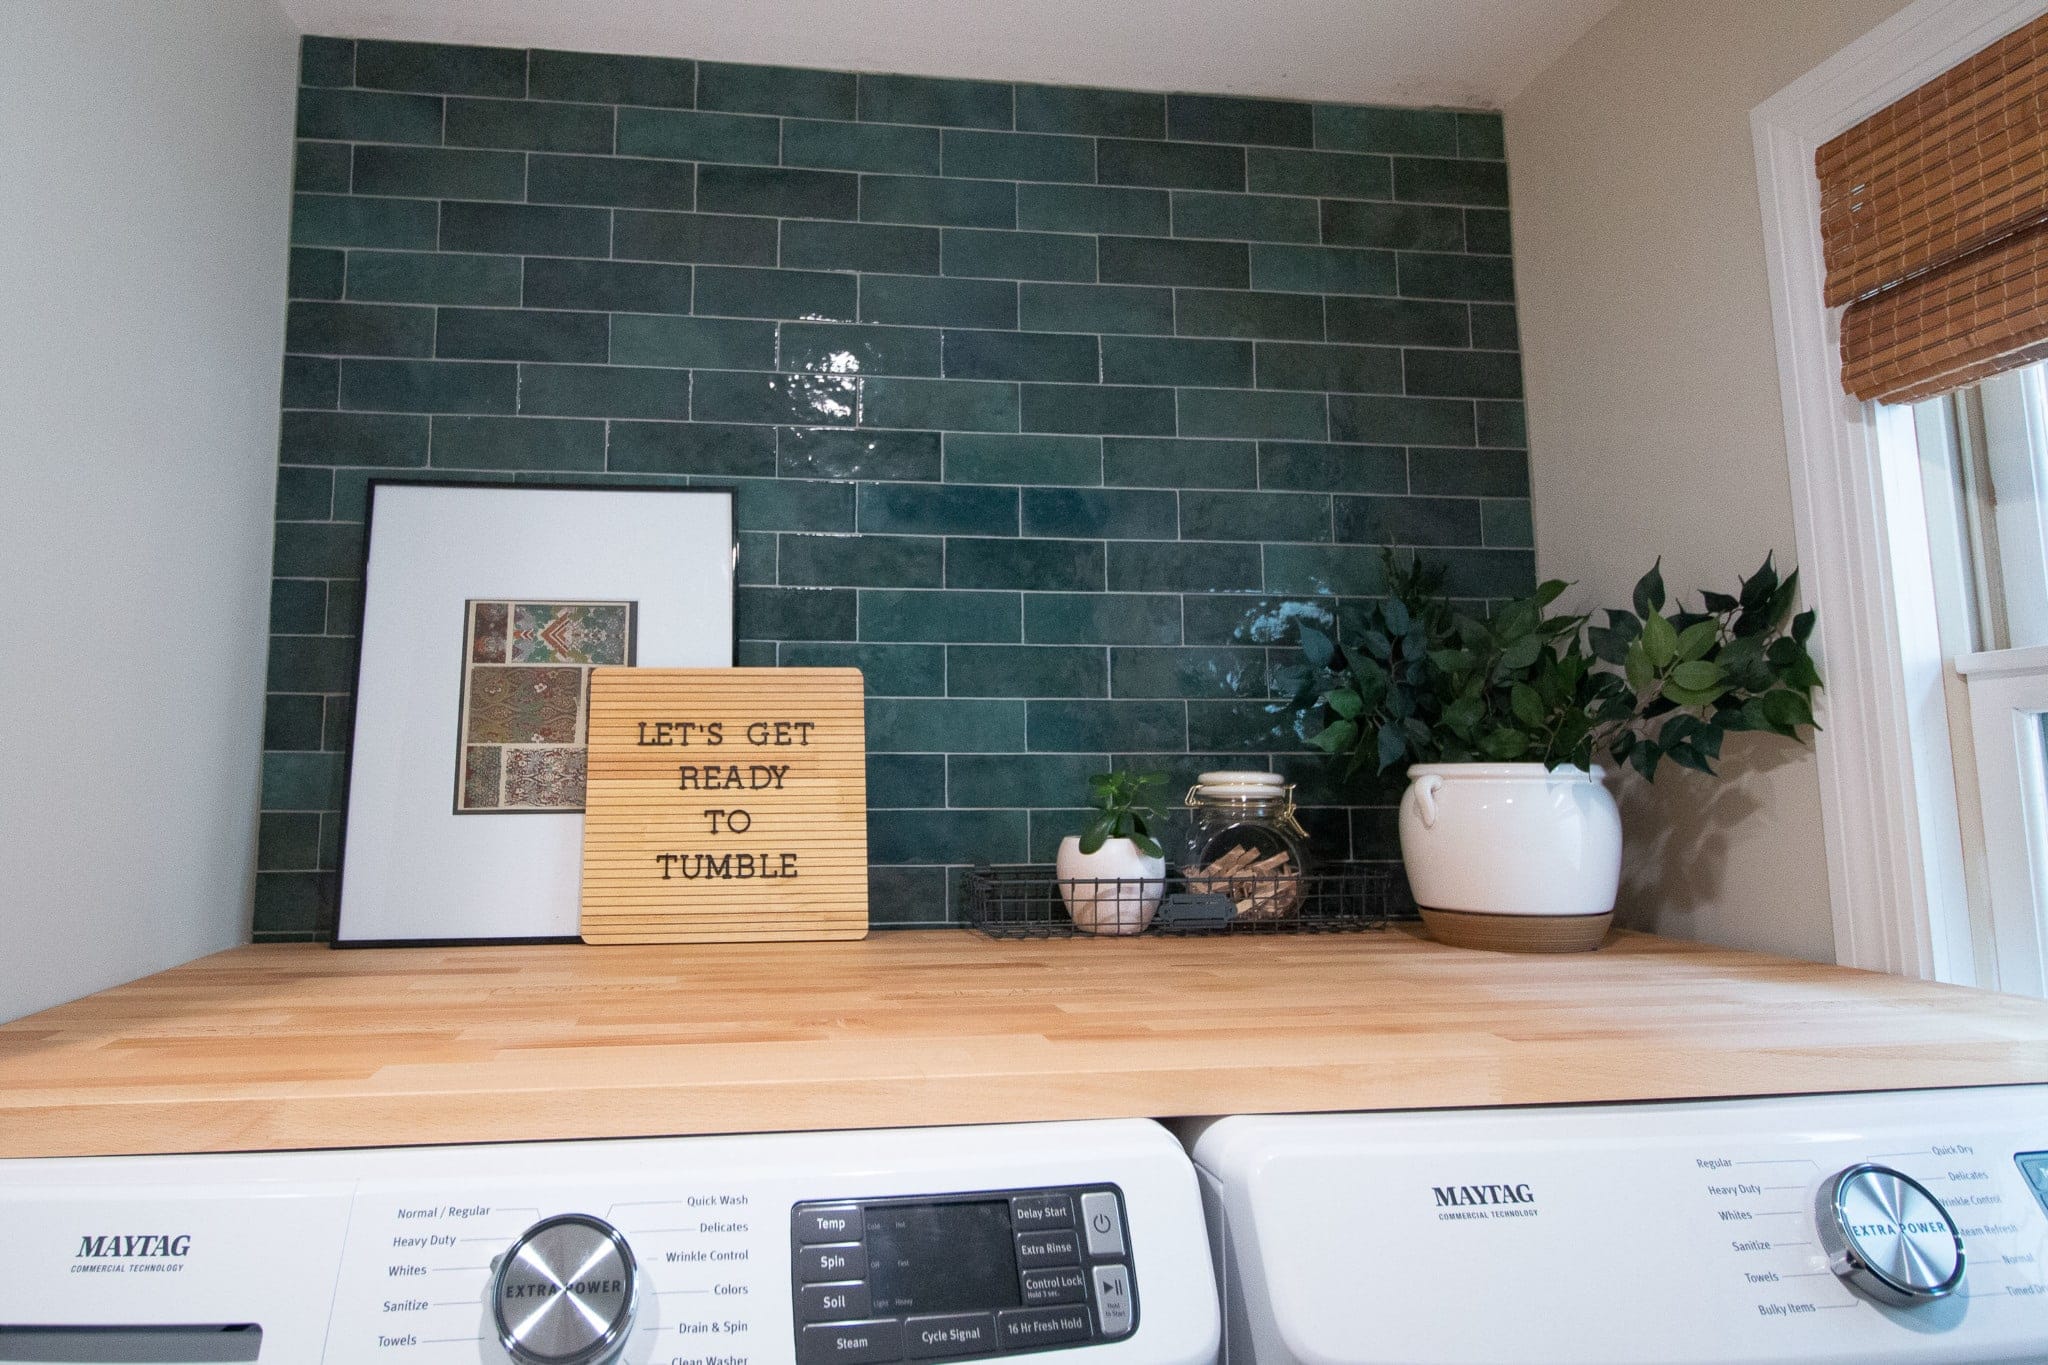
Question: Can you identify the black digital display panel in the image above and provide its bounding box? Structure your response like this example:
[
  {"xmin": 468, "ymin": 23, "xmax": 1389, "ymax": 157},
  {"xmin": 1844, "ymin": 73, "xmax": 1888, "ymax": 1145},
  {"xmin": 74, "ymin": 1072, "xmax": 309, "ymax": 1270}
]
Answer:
[{"xmin": 865, "ymin": 1201, "xmax": 1022, "ymax": 1315}]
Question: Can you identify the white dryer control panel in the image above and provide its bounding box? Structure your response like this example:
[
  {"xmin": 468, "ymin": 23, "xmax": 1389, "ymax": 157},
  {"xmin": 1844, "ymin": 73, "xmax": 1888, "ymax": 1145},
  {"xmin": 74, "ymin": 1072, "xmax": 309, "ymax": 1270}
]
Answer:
[
  {"xmin": 1186, "ymin": 1086, "xmax": 2048, "ymax": 1365},
  {"xmin": 0, "ymin": 1120, "xmax": 1218, "ymax": 1365}
]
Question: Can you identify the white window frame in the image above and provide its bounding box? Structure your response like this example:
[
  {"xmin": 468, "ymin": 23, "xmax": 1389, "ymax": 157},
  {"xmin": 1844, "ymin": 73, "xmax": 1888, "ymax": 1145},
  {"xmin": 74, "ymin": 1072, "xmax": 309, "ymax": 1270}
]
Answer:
[
  {"xmin": 1954, "ymin": 645, "xmax": 2048, "ymax": 993},
  {"xmin": 1751, "ymin": 0, "xmax": 2048, "ymax": 984}
]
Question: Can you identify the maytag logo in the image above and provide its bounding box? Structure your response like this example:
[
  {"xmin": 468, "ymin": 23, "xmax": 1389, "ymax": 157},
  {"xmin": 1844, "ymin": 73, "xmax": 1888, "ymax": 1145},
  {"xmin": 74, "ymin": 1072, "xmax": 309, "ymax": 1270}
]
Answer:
[
  {"xmin": 76, "ymin": 1235, "xmax": 191, "ymax": 1259},
  {"xmin": 1432, "ymin": 1184, "xmax": 1535, "ymax": 1208}
]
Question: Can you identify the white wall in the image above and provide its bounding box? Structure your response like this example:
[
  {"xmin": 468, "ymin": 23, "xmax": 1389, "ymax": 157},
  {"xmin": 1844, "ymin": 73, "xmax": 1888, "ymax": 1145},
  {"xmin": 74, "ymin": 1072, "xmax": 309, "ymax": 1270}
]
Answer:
[
  {"xmin": 1505, "ymin": 0, "xmax": 1916, "ymax": 962},
  {"xmin": 0, "ymin": 1, "xmax": 298, "ymax": 1020}
]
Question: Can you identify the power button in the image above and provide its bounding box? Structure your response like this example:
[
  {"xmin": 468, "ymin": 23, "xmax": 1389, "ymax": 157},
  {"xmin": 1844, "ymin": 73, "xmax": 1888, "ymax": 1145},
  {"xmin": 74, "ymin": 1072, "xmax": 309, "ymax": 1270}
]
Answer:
[{"xmin": 1079, "ymin": 1192, "xmax": 1125, "ymax": 1258}]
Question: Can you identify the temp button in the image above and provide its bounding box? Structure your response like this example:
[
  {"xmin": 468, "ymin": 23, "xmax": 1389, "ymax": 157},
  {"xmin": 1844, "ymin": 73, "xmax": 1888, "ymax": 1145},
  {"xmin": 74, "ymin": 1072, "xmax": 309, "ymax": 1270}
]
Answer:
[{"xmin": 797, "ymin": 1206, "xmax": 865, "ymax": 1244}]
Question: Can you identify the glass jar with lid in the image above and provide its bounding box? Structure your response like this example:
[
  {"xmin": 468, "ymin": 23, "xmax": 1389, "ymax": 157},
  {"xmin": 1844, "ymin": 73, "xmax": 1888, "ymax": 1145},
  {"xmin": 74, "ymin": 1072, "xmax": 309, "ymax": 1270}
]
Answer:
[{"xmin": 1180, "ymin": 770, "xmax": 1310, "ymax": 920}]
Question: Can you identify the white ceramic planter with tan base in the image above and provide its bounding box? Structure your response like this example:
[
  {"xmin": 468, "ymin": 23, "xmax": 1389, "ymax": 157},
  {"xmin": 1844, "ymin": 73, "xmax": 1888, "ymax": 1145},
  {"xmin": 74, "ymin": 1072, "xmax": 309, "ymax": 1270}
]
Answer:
[
  {"xmin": 1398, "ymin": 763, "xmax": 1623, "ymax": 952},
  {"xmin": 1056, "ymin": 835, "xmax": 1166, "ymax": 936}
]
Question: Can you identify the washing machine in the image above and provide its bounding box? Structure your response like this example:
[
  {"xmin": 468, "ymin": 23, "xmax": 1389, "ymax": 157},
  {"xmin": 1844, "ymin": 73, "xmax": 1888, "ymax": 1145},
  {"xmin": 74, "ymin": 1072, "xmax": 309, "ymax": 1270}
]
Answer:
[
  {"xmin": 1183, "ymin": 1086, "xmax": 2048, "ymax": 1365},
  {"xmin": 0, "ymin": 1118, "xmax": 1218, "ymax": 1365}
]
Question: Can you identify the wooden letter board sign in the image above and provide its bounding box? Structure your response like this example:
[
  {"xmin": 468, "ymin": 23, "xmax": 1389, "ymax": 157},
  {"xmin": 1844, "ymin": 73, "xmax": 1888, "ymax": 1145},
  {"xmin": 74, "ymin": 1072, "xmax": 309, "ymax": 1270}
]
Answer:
[{"xmin": 580, "ymin": 667, "xmax": 868, "ymax": 943}]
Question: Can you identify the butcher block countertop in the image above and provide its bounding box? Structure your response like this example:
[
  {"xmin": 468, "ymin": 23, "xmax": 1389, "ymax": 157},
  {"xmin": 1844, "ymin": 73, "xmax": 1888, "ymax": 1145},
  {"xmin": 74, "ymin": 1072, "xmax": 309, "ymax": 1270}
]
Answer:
[{"xmin": 4, "ymin": 928, "xmax": 2048, "ymax": 1158}]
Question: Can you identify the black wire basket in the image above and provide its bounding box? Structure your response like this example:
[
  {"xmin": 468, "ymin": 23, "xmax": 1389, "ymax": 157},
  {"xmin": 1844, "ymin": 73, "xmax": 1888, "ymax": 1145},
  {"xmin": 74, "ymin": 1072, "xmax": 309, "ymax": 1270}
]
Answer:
[{"xmin": 964, "ymin": 860, "xmax": 1400, "ymax": 938}]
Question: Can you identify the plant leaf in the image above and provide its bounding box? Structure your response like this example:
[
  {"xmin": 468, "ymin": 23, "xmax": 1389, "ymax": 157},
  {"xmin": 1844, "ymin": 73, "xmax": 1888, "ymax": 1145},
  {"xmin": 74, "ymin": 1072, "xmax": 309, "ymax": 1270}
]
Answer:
[
  {"xmin": 1325, "ymin": 688, "xmax": 1364, "ymax": 720},
  {"xmin": 1671, "ymin": 660, "xmax": 1722, "ymax": 692},
  {"xmin": 1676, "ymin": 619, "xmax": 1719, "ymax": 662},
  {"xmin": 1642, "ymin": 612, "xmax": 1678, "ymax": 669},
  {"xmin": 1633, "ymin": 560, "xmax": 1666, "ymax": 618},
  {"xmin": 1511, "ymin": 682, "xmax": 1546, "ymax": 728},
  {"xmin": 1297, "ymin": 625, "xmax": 1335, "ymax": 671},
  {"xmin": 1309, "ymin": 718, "xmax": 1359, "ymax": 755},
  {"xmin": 1376, "ymin": 721, "xmax": 1409, "ymax": 772}
]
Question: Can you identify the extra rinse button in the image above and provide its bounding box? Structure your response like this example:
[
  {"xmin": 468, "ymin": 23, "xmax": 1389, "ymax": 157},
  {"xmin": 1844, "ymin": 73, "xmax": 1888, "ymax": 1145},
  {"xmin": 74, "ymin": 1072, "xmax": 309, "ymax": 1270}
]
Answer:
[
  {"xmin": 1079, "ymin": 1192, "xmax": 1125, "ymax": 1258},
  {"xmin": 1015, "ymin": 1230, "xmax": 1081, "ymax": 1267}
]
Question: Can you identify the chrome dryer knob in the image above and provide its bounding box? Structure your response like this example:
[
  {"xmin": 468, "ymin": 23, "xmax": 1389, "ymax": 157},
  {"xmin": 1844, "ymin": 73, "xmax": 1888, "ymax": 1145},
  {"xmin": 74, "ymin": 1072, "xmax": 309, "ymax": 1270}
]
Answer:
[
  {"xmin": 491, "ymin": 1213, "xmax": 638, "ymax": 1365},
  {"xmin": 1820, "ymin": 1163, "xmax": 1965, "ymax": 1306}
]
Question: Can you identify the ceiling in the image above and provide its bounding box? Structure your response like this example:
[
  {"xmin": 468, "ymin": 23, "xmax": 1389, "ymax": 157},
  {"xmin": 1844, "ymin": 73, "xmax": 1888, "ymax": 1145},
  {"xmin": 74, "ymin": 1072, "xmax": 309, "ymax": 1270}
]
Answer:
[{"xmin": 277, "ymin": 0, "xmax": 1623, "ymax": 110}]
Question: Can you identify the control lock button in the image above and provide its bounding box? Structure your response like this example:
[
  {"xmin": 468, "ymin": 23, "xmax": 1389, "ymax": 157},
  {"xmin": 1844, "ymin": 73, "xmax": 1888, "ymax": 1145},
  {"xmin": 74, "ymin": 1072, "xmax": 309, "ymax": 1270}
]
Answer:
[
  {"xmin": 996, "ymin": 1306, "xmax": 1092, "ymax": 1350},
  {"xmin": 800, "ymin": 1283, "xmax": 873, "ymax": 1322},
  {"xmin": 1092, "ymin": 1264, "xmax": 1133, "ymax": 1338},
  {"xmin": 798, "ymin": 1320, "xmax": 903, "ymax": 1365},
  {"xmin": 799, "ymin": 1243, "xmax": 868, "ymax": 1283},
  {"xmin": 1015, "ymin": 1229, "xmax": 1082, "ymax": 1268},
  {"xmin": 797, "ymin": 1205, "xmax": 866, "ymax": 1244},
  {"xmin": 1079, "ymin": 1192, "xmax": 1125, "ymax": 1259},
  {"xmin": 1009, "ymin": 1195, "xmax": 1074, "ymax": 1230},
  {"xmin": 1020, "ymin": 1266, "xmax": 1089, "ymax": 1305},
  {"xmin": 904, "ymin": 1312, "xmax": 998, "ymax": 1358}
]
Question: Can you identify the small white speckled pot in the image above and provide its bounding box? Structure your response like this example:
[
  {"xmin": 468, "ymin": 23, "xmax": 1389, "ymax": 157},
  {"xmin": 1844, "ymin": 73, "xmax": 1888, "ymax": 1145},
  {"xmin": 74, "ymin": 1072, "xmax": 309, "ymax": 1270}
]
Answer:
[{"xmin": 1055, "ymin": 835, "xmax": 1167, "ymax": 936}]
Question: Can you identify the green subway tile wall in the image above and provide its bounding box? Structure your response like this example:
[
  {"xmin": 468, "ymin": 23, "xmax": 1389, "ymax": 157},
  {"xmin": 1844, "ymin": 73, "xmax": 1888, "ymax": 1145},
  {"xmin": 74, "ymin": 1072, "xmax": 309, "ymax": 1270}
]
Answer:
[{"xmin": 258, "ymin": 35, "xmax": 1532, "ymax": 938}]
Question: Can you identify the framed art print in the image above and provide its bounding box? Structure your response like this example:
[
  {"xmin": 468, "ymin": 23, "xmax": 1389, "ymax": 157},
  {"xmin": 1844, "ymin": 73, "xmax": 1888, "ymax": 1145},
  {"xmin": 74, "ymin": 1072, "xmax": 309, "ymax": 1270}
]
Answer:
[{"xmin": 335, "ymin": 481, "xmax": 736, "ymax": 946}]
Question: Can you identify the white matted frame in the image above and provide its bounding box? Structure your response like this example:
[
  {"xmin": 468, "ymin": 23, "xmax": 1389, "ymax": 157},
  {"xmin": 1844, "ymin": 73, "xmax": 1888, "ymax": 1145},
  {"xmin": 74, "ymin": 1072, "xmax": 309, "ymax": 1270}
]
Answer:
[
  {"xmin": 1752, "ymin": 0, "xmax": 2048, "ymax": 982},
  {"xmin": 336, "ymin": 481, "xmax": 737, "ymax": 946}
]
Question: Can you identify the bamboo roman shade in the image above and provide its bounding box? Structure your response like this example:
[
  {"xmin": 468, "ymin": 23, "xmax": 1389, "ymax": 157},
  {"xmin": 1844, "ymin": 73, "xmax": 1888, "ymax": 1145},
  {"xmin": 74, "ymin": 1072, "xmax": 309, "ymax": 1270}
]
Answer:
[{"xmin": 1819, "ymin": 11, "xmax": 2048, "ymax": 404}]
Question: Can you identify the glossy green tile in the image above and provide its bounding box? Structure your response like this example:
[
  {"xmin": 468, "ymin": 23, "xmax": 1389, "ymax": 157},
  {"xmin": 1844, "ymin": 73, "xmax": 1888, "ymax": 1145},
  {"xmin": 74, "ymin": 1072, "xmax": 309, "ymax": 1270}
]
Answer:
[
  {"xmin": 1016, "ymin": 183, "xmax": 1169, "ymax": 235},
  {"xmin": 1260, "ymin": 441, "xmax": 1406, "ymax": 494},
  {"xmin": 1249, "ymin": 243, "xmax": 1396, "ymax": 296},
  {"xmin": 267, "ymin": 635, "xmax": 357, "ymax": 692},
  {"xmin": 780, "ymin": 534, "xmax": 943, "ymax": 587},
  {"xmin": 781, "ymin": 642, "xmax": 945, "ymax": 695},
  {"xmin": 528, "ymin": 153, "xmax": 695, "ymax": 210},
  {"xmin": 1112, "ymin": 646, "xmax": 1270, "ymax": 699},
  {"xmin": 431, "ymin": 415, "xmax": 606, "ymax": 470},
  {"xmin": 1399, "ymin": 251, "xmax": 1514, "ymax": 301},
  {"xmin": 1328, "ymin": 393, "xmax": 1474, "ymax": 446},
  {"xmin": 727, "ymin": 476, "xmax": 856, "ymax": 531},
  {"xmin": 869, "ymin": 753, "xmax": 947, "ymax": 807},
  {"xmin": 355, "ymin": 39, "xmax": 524, "ymax": 98},
  {"xmin": 269, "ymin": 578, "xmax": 327, "ymax": 634},
  {"xmin": 1102, "ymin": 436, "xmax": 1257, "ymax": 489},
  {"xmin": 1026, "ymin": 808, "xmax": 1101, "ymax": 861},
  {"xmin": 1024, "ymin": 593, "xmax": 1181, "ymax": 645},
  {"xmin": 781, "ymin": 220, "xmax": 940, "ymax": 275},
  {"xmin": 863, "ymin": 377, "xmax": 1019, "ymax": 432},
  {"xmin": 525, "ymin": 258, "xmax": 694, "ymax": 313},
  {"xmin": 1257, "ymin": 341, "xmax": 1401, "ymax": 393},
  {"xmin": 286, "ymin": 301, "xmax": 432, "ymax": 358},
  {"xmin": 1324, "ymin": 296, "xmax": 1468, "ymax": 347},
  {"xmin": 1177, "ymin": 289, "xmax": 1323, "ymax": 341},
  {"xmin": 946, "ymin": 434, "xmax": 1100, "ymax": 485},
  {"xmin": 781, "ymin": 323, "xmax": 942, "ymax": 378},
  {"xmin": 1027, "ymin": 700, "xmax": 1185, "ymax": 752},
  {"xmin": 252, "ymin": 871, "xmax": 336, "ymax": 936},
  {"xmin": 1483, "ymin": 498, "xmax": 1534, "ymax": 548},
  {"xmin": 272, "ymin": 522, "xmax": 359, "ymax": 577},
  {"xmin": 699, "ymin": 61, "xmax": 857, "ymax": 119},
  {"xmin": 1395, "ymin": 156, "xmax": 1509, "ymax": 207},
  {"xmin": 323, "ymin": 583, "xmax": 361, "ymax": 638},
  {"xmin": 941, "ymin": 228, "xmax": 1095, "ymax": 282},
  {"xmin": 1021, "ymin": 384, "xmax": 1175, "ymax": 436},
  {"xmin": 1169, "ymin": 93, "xmax": 1311, "ymax": 147},
  {"xmin": 862, "ymin": 174, "xmax": 1016, "ymax": 228},
  {"xmin": 435, "ymin": 307, "xmax": 607, "ymax": 363},
  {"xmin": 862, "ymin": 275, "xmax": 1017, "ymax": 329},
  {"xmin": 1248, "ymin": 148, "xmax": 1391, "ymax": 199},
  {"xmin": 869, "ymin": 808, "xmax": 1028, "ymax": 864},
  {"xmin": 692, "ymin": 370, "xmax": 855, "ymax": 426},
  {"xmin": 1477, "ymin": 400, "xmax": 1526, "ymax": 447},
  {"xmin": 299, "ymin": 36, "xmax": 354, "ymax": 87},
  {"xmin": 1313, "ymin": 105, "xmax": 1458, "ymax": 155},
  {"xmin": 1434, "ymin": 548, "xmax": 1536, "ymax": 598},
  {"xmin": 1180, "ymin": 593, "xmax": 1336, "ymax": 644},
  {"xmin": 1261, "ymin": 543, "xmax": 1390, "ymax": 595},
  {"xmin": 1408, "ymin": 446, "xmax": 1527, "ymax": 496},
  {"xmin": 344, "ymin": 250, "xmax": 519, "ymax": 304},
  {"xmin": 699, "ymin": 165, "xmax": 859, "ymax": 220},
  {"xmin": 1018, "ymin": 283, "xmax": 1172, "ymax": 335},
  {"xmin": 943, "ymin": 330, "xmax": 1097, "ymax": 382},
  {"xmin": 871, "ymin": 865, "xmax": 951, "ymax": 923},
  {"xmin": 275, "ymin": 466, "xmax": 333, "ymax": 520},
  {"xmin": 340, "ymin": 358, "xmax": 514, "ymax": 413},
  {"xmin": 1022, "ymin": 487, "xmax": 1175, "ymax": 539},
  {"xmin": 262, "ymin": 751, "xmax": 347, "ymax": 810},
  {"xmin": 1098, "ymin": 139, "xmax": 1244, "ymax": 191},
  {"xmin": 612, "ymin": 108, "xmax": 776, "ymax": 165},
  {"xmin": 611, "ymin": 315, "xmax": 775, "ymax": 369},
  {"xmin": 1320, "ymin": 200, "xmax": 1464, "ymax": 251},
  {"xmin": 942, "ymin": 129, "xmax": 1094, "ymax": 183},
  {"xmin": 787, "ymin": 119, "xmax": 940, "ymax": 174},
  {"xmin": 608, "ymin": 421, "xmax": 777, "ymax": 477},
  {"xmin": 859, "ymin": 73, "xmax": 1013, "ymax": 130},
  {"xmin": 737, "ymin": 530, "xmax": 775, "ymax": 585},
  {"xmin": 1098, "ymin": 336, "xmax": 1251, "ymax": 388},
  {"xmin": 1171, "ymin": 191, "xmax": 1319, "ymax": 243},
  {"xmin": 949, "ymin": 644, "xmax": 1106, "ymax": 696},
  {"xmin": 696, "ymin": 266, "xmax": 858, "ymax": 321},
  {"xmin": 290, "ymin": 247, "xmax": 345, "ymax": 300},
  {"xmin": 294, "ymin": 141, "xmax": 350, "ymax": 194},
  {"xmin": 949, "ymin": 753, "xmax": 1107, "ymax": 808},
  {"xmin": 1015, "ymin": 85, "xmax": 1164, "ymax": 139},
  {"xmin": 260, "ymin": 810, "xmax": 324, "ymax": 869},
  {"xmin": 1466, "ymin": 207, "xmax": 1513, "ymax": 256},
  {"xmin": 860, "ymin": 590, "xmax": 1023, "ymax": 643},
  {"xmin": 1181, "ymin": 489, "xmax": 1330, "ymax": 542},
  {"xmin": 352, "ymin": 145, "xmax": 523, "ymax": 201},
  {"xmin": 1332, "ymin": 494, "xmax": 1483, "ymax": 545},
  {"xmin": 739, "ymin": 586, "xmax": 857, "ymax": 640},
  {"xmin": 293, "ymin": 194, "xmax": 438, "ymax": 250},
  {"xmin": 1098, "ymin": 235, "xmax": 1247, "ymax": 288},
  {"xmin": 522, "ymin": 364, "xmax": 690, "ymax": 420},
  {"xmin": 780, "ymin": 428, "xmax": 942, "ymax": 481},
  {"xmin": 1404, "ymin": 348, "xmax": 1523, "ymax": 399},
  {"xmin": 439, "ymin": 201, "xmax": 609, "ymax": 256},
  {"xmin": 612, "ymin": 209, "xmax": 778, "ymax": 265},
  {"xmin": 279, "ymin": 411, "xmax": 429, "ymax": 466},
  {"xmin": 945, "ymin": 538, "xmax": 1105, "ymax": 592},
  {"xmin": 857, "ymin": 483, "xmax": 1017, "ymax": 535},
  {"xmin": 530, "ymin": 49, "xmax": 695, "ymax": 107},
  {"xmin": 1107, "ymin": 541, "xmax": 1262, "ymax": 592},
  {"xmin": 296, "ymin": 88, "xmax": 442, "ymax": 145},
  {"xmin": 1185, "ymin": 699, "xmax": 1314, "ymax": 753}
]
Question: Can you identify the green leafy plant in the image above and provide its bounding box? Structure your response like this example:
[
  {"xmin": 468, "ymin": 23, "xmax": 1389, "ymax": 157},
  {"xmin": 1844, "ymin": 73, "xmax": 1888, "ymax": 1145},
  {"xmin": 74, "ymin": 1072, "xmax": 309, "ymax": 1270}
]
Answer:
[
  {"xmin": 1078, "ymin": 770, "xmax": 1169, "ymax": 857},
  {"xmin": 1292, "ymin": 556, "xmax": 1822, "ymax": 782}
]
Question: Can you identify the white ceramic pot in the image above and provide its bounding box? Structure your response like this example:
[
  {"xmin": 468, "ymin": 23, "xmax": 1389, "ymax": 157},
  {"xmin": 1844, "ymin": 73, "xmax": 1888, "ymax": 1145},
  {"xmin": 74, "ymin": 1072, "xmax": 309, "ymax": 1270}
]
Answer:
[
  {"xmin": 1056, "ymin": 835, "xmax": 1167, "ymax": 936},
  {"xmin": 1398, "ymin": 763, "xmax": 1623, "ymax": 951}
]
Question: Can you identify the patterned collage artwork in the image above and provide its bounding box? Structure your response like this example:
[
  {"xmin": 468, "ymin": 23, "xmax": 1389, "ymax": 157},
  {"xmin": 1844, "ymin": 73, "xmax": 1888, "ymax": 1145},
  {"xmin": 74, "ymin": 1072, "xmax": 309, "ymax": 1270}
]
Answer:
[{"xmin": 456, "ymin": 601, "xmax": 635, "ymax": 812}]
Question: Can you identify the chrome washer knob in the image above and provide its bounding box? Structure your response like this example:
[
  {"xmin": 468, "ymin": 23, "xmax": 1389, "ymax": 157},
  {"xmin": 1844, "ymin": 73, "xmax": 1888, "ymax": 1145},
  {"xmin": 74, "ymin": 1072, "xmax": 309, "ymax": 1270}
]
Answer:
[
  {"xmin": 491, "ymin": 1214, "xmax": 638, "ymax": 1365},
  {"xmin": 1820, "ymin": 1164, "xmax": 1964, "ymax": 1306}
]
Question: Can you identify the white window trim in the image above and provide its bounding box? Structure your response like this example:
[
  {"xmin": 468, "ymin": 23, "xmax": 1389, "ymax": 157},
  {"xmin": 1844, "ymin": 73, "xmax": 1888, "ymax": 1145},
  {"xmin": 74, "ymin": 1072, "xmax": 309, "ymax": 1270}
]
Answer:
[
  {"xmin": 1750, "ymin": 0, "xmax": 2048, "ymax": 982},
  {"xmin": 1953, "ymin": 645, "xmax": 2048, "ymax": 993}
]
